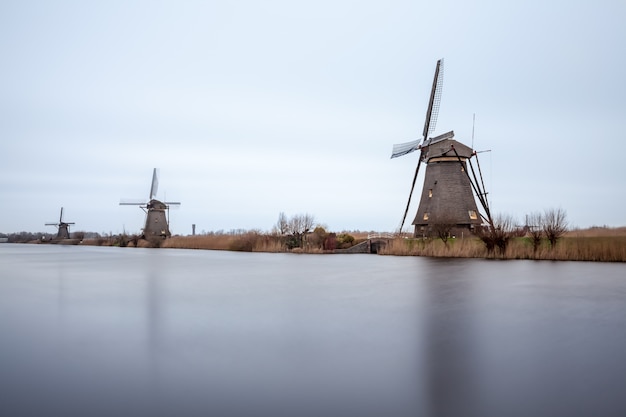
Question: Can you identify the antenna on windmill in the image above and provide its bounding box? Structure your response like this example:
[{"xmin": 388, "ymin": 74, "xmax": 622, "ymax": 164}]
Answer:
[
  {"xmin": 391, "ymin": 59, "xmax": 444, "ymax": 233},
  {"xmin": 471, "ymin": 113, "xmax": 475, "ymax": 150}
]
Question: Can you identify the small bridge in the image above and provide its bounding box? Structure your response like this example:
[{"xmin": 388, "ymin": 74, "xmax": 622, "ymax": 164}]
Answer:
[
  {"xmin": 336, "ymin": 233, "xmax": 395, "ymax": 254},
  {"xmin": 367, "ymin": 233, "xmax": 395, "ymax": 239}
]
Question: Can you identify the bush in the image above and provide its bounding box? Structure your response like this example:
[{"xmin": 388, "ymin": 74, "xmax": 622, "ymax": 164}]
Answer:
[
  {"xmin": 543, "ymin": 208, "xmax": 568, "ymax": 248},
  {"xmin": 476, "ymin": 214, "xmax": 517, "ymax": 256},
  {"xmin": 336, "ymin": 233, "xmax": 355, "ymax": 249}
]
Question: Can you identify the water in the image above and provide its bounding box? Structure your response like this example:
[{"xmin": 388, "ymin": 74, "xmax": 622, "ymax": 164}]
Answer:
[{"xmin": 1, "ymin": 245, "xmax": 625, "ymax": 417}]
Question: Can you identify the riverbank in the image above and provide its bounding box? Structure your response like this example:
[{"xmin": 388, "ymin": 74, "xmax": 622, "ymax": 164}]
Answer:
[
  {"xmin": 379, "ymin": 234, "xmax": 626, "ymax": 262},
  {"xmin": 74, "ymin": 226, "xmax": 626, "ymax": 262}
]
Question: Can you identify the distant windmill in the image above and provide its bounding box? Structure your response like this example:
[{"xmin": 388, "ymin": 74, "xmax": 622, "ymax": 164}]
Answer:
[
  {"xmin": 391, "ymin": 59, "xmax": 492, "ymax": 237},
  {"xmin": 45, "ymin": 207, "xmax": 75, "ymax": 240},
  {"xmin": 120, "ymin": 168, "xmax": 181, "ymax": 238}
]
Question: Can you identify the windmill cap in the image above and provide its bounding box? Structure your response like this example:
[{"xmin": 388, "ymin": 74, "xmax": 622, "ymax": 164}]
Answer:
[{"xmin": 424, "ymin": 138, "xmax": 474, "ymax": 160}]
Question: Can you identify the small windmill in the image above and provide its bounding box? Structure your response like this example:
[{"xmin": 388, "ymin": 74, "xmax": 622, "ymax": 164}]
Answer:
[
  {"xmin": 45, "ymin": 207, "xmax": 75, "ymax": 240},
  {"xmin": 391, "ymin": 59, "xmax": 492, "ymax": 237},
  {"xmin": 120, "ymin": 168, "xmax": 181, "ymax": 238}
]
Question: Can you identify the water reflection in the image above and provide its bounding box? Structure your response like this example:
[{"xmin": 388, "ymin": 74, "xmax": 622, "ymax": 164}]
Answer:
[
  {"xmin": 419, "ymin": 258, "xmax": 626, "ymax": 417},
  {"xmin": 419, "ymin": 258, "xmax": 479, "ymax": 417}
]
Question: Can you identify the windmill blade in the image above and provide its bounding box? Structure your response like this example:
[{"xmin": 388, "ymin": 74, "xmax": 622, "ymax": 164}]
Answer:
[
  {"xmin": 59, "ymin": 207, "xmax": 64, "ymax": 223},
  {"xmin": 421, "ymin": 59, "xmax": 444, "ymax": 144},
  {"xmin": 398, "ymin": 157, "xmax": 423, "ymax": 233},
  {"xmin": 120, "ymin": 198, "xmax": 146, "ymax": 205},
  {"xmin": 149, "ymin": 168, "xmax": 159, "ymax": 200},
  {"xmin": 45, "ymin": 223, "xmax": 58, "ymax": 226},
  {"xmin": 391, "ymin": 139, "xmax": 422, "ymax": 159}
]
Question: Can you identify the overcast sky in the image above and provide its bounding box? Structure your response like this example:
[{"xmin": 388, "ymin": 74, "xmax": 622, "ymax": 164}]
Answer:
[{"xmin": 1, "ymin": 0, "xmax": 625, "ymax": 235}]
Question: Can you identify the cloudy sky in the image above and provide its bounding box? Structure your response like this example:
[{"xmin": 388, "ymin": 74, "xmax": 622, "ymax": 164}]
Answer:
[{"xmin": 1, "ymin": 0, "xmax": 625, "ymax": 235}]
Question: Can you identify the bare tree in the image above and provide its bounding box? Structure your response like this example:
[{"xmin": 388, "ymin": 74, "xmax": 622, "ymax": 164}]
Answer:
[
  {"xmin": 275, "ymin": 212, "xmax": 289, "ymax": 235},
  {"xmin": 294, "ymin": 213, "xmax": 315, "ymax": 247},
  {"xmin": 543, "ymin": 208, "xmax": 568, "ymax": 248},
  {"xmin": 476, "ymin": 214, "xmax": 517, "ymax": 255},
  {"xmin": 289, "ymin": 215, "xmax": 303, "ymax": 236},
  {"xmin": 494, "ymin": 214, "xmax": 516, "ymax": 254},
  {"xmin": 526, "ymin": 212, "xmax": 543, "ymax": 253},
  {"xmin": 431, "ymin": 216, "xmax": 455, "ymax": 247},
  {"xmin": 279, "ymin": 213, "xmax": 317, "ymax": 249},
  {"xmin": 301, "ymin": 213, "xmax": 315, "ymax": 236}
]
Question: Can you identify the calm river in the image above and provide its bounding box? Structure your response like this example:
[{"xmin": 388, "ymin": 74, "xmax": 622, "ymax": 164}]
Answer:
[{"xmin": 1, "ymin": 244, "xmax": 625, "ymax": 417}]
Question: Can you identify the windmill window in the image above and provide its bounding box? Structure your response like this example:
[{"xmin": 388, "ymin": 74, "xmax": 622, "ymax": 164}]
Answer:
[
  {"xmin": 423, "ymin": 213, "xmax": 429, "ymax": 220},
  {"xmin": 468, "ymin": 210, "xmax": 478, "ymax": 220},
  {"xmin": 428, "ymin": 189, "xmax": 433, "ymax": 198}
]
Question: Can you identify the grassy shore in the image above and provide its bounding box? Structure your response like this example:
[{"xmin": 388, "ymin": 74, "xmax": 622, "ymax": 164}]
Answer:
[
  {"xmin": 80, "ymin": 227, "xmax": 626, "ymax": 262},
  {"xmin": 380, "ymin": 228, "xmax": 626, "ymax": 262},
  {"xmin": 162, "ymin": 233, "xmax": 286, "ymax": 252}
]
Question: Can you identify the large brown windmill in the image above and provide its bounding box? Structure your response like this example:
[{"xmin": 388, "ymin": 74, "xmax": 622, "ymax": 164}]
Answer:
[
  {"xmin": 391, "ymin": 59, "xmax": 492, "ymax": 237},
  {"xmin": 120, "ymin": 168, "xmax": 181, "ymax": 238}
]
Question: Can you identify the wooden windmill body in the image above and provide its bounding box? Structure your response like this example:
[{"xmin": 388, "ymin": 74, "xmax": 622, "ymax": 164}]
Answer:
[
  {"xmin": 120, "ymin": 169, "xmax": 181, "ymax": 238},
  {"xmin": 45, "ymin": 207, "xmax": 74, "ymax": 240},
  {"xmin": 391, "ymin": 60, "xmax": 491, "ymax": 237}
]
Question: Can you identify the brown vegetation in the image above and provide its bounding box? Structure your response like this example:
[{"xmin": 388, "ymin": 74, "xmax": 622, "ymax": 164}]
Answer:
[
  {"xmin": 380, "ymin": 228, "xmax": 626, "ymax": 262},
  {"xmin": 162, "ymin": 232, "xmax": 302, "ymax": 252},
  {"xmin": 475, "ymin": 214, "xmax": 517, "ymax": 255},
  {"xmin": 160, "ymin": 229, "xmax": 360, "ymax": 253},
  {"xmin": 566, "ymin": 226, "xmax": 626, "ymax": 237}
]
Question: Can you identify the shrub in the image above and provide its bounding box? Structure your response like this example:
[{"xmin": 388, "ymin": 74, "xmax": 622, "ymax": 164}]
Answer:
[
  {"xmin": 543, "ymin": 208, "xmax": 568, "ymax": 248},
  {"xmin": 476, "ymin": 214, "xmax": 517, "ymax": 256},
  {"xmin": 336, "ymin": 233, "xmax": 355, "ymax": 249}
]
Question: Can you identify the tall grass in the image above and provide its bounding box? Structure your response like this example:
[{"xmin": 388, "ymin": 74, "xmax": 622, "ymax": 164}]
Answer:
[
  {"xmin": 163, "ymin": 235, "xmax": 236, "ymax": 250},
  {"xmin": 162, "ymin": 233, "xmax": 288, "ymax": 252},
  {"xmin": 380, "ymin": 237, "xmax": 485, "ymax": 258},
  {"xmin": 381, "ymin": 235, "xmax": 626, "ymax": 262}
]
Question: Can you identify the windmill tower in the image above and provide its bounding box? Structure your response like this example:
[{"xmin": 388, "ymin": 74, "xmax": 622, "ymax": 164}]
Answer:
[
  {"xmin": 120, "ymin": 168, "xmax": 181, "ymax": 238},
  {"xmin": 391, "ymin": 59, "xmax": 492, "ymax": 237},
  {"xmin": 45, "ymin": 207, "xmax": 75, "ymax": 240}
]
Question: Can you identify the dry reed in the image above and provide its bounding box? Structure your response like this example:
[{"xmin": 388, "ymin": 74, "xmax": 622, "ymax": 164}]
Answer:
[
  {"xmin": 163, "ymin": 235, "xmax": 237, "ymax": 251},
  {"xmin": 162, "ymin": 233, "xmax": 288, "ymax": 252},
  {"xmin": 380, "ymin": 235, "xmax": 626, "ymax": 262}
]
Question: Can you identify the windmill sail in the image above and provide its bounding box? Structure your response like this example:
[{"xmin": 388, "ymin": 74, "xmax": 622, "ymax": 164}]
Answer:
[
  {"xmin": 391, "ymin": 139, "xmax": 421, "ymax": 159},
  {"xmin": 390, "ymin": 59, "xmax": 444, "ymax": 160},
  {"xmin": 393, "ymin": 59, "xmax": 444, "ymax": 233},
  {"xmin": 422, "ymin": 59, "xmax": 444, "ymax": 143},
  {"xmin": 149, "ymin": 168, "xmax": 159, "ymax": 200}
]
